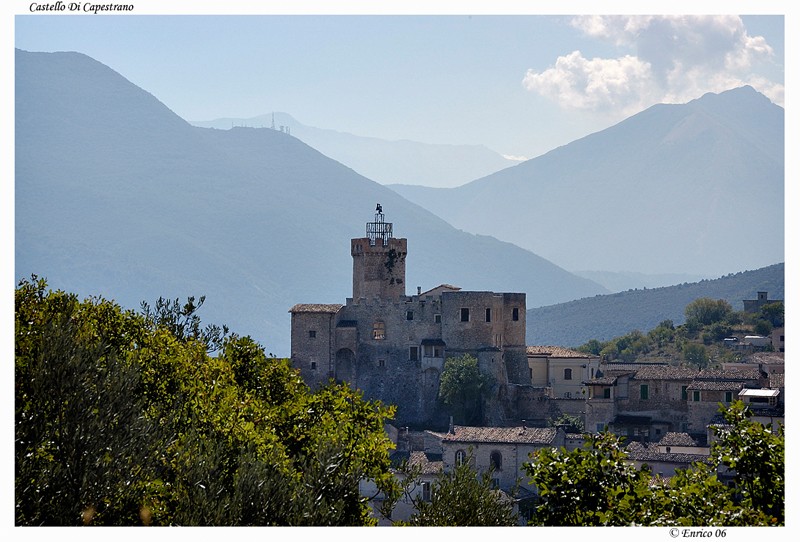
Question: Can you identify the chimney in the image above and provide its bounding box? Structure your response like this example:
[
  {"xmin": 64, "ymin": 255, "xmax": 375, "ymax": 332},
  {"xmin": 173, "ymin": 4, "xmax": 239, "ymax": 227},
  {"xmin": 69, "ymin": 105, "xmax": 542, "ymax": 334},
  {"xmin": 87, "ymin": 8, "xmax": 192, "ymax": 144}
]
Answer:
[
  {"xmin": 417, "ymin": 286, "xmax": 421, "ymax": 295},
  {"xmin": 448, "ymin": 416, "xmax": 454, "ymax": 434}
]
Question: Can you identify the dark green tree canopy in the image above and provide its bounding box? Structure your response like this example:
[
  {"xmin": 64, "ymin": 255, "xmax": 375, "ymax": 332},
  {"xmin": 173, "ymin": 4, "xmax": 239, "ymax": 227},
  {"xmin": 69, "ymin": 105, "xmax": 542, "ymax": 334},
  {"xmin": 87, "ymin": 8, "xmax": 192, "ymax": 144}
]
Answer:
[
  {"xmin": 524, "ymin": 402, "xmax": 783, "ymax": 526},
  {"xmin": 15, "ymin": 276, "xmax": 399, "ymax": 526},
  {"xmin": 438, "ymin": 354, "xmax": 491, "ymax": 425},
  {"xmin": 401, "ymin": 452, "xmax": 517, "ymax": 526}
]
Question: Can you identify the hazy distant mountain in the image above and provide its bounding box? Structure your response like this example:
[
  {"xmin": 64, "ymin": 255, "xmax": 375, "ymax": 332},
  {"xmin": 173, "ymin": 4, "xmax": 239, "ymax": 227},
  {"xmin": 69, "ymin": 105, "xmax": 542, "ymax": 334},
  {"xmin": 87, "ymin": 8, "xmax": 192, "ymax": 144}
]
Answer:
[
  {"xmin": 527, "ymin": 263, "xmax": 784, "ymax": 347},
  {"xmin": 572, "ymin": 270, "xmax": 712, "ymax": 293},
  {"xmin": 391, "ymin": 86, "xmax": 784, "ymax": 277},
  {"xmin": 191, "ymin": 113, "xmax": 518, "ymax": 188},
  {"xmin": 15, "ymin": 49, "xmax": 606, "ymax": 356}
]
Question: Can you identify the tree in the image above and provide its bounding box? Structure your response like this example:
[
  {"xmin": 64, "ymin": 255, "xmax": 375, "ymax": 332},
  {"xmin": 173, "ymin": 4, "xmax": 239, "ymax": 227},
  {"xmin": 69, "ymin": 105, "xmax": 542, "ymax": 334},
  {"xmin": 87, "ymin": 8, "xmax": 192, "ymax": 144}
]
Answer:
[
  {"xmin": 684, "ymin": 297, "xmax": 733, "ymax": 326},
  {"xmin": 683, "ymin": 342, "xmax": 709, "ymax": 368},
  {"xmin": 753, "ymin": 318, "xmax": 773, "ymax": 337},
  {"xmin": 759, "ymin": 302, "xmax": 784, "ymax": 327},
  {"xmin": 15, "ymin": 276, "xmax": 399, "ymax": 526},
  {"xmin": 523, "ymin": 404, "xmax": 784, "ymax": 526},
  {"xmin": 548, "ymin": 413, "xmax": 584, "ymax": 434},
  {"xmin": 438, "ymin": 354, "xmax": 490, "ymax": 425},
  {"xmin": 401, "ymin": 452, "xmax": 518, "ymax": 526},
  {"xmin": 710, "ymin": 401, "xmax": 784, "ymax": 524},
  {"xmin": 524, "ymin": 432, "xmax": 651, "ymax": 526}
]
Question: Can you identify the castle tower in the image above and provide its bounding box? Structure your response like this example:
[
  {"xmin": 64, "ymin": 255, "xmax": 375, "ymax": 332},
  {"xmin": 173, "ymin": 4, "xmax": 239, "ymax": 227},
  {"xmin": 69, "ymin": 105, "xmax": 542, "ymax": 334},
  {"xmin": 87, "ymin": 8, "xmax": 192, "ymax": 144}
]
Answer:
[{"xmin": 351, "ymin": 204, "xmax": 407, "ymax": 300}]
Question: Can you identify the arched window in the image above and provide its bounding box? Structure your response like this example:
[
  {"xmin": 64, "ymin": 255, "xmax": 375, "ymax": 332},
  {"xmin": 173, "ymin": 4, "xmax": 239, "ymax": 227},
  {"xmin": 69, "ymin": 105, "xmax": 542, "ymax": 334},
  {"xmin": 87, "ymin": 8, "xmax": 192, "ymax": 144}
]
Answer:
[
  {"xmin": 455, "ymin": 449, "xmax": 466, "ymax": 466},
  {"xmin": 372, "ymin": 321, "xmax": 385, "ymax": 340},
  {"xmin": 490, "ymin": 451, "xmax": 502, "ymax": 471},
  {"xmin": 564, "ymin": 368, "xmax": 573, "ymax": 380}
]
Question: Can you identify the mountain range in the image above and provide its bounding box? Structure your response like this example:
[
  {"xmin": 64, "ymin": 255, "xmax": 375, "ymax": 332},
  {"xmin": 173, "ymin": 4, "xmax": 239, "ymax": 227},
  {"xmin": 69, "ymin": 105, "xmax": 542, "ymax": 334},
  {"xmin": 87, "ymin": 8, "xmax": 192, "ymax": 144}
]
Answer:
[
  {"xmin": 15, "ymin": 49, "xmax": 605, "ymax": 356},
  {"xmin": 390, "ymin": 85, "xmax": 784, "ymax": 278},
  {"xmin": 14, "ymin": 49, "xmax": 784, "ymax": 356},
  {"xmin": 191, "ymin": 112, "xmax": 518, "ymax": 188}
]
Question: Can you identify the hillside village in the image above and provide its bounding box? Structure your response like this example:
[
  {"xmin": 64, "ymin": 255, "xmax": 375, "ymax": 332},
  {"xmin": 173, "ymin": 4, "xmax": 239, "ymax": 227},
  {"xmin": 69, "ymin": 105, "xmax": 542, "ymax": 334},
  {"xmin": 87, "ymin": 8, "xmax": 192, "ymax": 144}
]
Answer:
[{"xmin": 289, "ymin": 206, "xmax": 785, "ymax": 523}]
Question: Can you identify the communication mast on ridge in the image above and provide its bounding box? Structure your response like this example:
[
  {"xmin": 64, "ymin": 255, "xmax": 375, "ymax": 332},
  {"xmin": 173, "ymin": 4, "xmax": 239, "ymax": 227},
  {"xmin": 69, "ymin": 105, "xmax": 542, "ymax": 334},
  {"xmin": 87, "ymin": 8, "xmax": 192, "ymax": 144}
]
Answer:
[{"xmin": 271, "ymin": 112, "xmax": 276, "ymax": 130}]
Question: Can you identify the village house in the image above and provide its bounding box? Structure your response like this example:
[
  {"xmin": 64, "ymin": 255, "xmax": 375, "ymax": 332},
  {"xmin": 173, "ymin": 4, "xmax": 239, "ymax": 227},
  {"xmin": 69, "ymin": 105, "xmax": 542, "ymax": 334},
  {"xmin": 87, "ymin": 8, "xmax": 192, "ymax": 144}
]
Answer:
[
  {"xmin": 585, "ymin": 364, "xmax": 697, "ymax": 442},
  {"xmin": 685, "ymin": 366, "xmax": 766, "ymax": 436},
  {"xmin": 624, "ymin": 432, "xmax": 711, "ymax": 478}
]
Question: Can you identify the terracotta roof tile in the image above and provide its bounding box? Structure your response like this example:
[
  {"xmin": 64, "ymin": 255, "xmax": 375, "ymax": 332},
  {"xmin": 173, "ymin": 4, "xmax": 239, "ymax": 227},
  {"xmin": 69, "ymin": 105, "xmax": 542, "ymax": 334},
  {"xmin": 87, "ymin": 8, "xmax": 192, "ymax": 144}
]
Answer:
[
  {"xmin": 442, "ymin": 425, "xmax": 558, "ymax": 445},
  {"xmin": 657, "ymin": 432, "xmax": 698, "ymax": 447},
  {"xmin": 696, "ymin": 367, "xmax": 762, "ymax": 381},
  {"xmin": 526, "ymin": 346, "xmax": 595, "ymax": 358},
  {"xmin": 407, "ymin": 451, "xmax": 444, "ymax": 475},
  {"xmin": 632, "ymin": 365, "xmax": 698, "ymax": 380},
  {"xmin": 687, "ymin": 381, "xmax": 744, "ymax": 391},
  {"xmin": 289, "ymin": 303, "xmax": 343, "ymax": 314}
]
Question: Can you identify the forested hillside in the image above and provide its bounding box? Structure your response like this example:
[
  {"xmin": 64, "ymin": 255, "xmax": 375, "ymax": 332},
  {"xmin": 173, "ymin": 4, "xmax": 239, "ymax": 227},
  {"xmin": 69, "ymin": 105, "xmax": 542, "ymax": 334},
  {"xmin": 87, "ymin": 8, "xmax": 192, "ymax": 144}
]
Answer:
[{"xmin": 527, "ymin": 263, "xmax": 784, "ymax": 346}]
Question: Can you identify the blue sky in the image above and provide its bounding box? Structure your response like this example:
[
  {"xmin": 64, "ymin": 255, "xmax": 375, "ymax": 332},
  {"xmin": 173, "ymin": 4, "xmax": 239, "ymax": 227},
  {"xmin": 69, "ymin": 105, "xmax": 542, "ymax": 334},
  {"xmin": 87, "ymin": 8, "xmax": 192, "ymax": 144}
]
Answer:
[{"xmin": 8, "ymin": 3, "xmax": 788, "ymax": 161}]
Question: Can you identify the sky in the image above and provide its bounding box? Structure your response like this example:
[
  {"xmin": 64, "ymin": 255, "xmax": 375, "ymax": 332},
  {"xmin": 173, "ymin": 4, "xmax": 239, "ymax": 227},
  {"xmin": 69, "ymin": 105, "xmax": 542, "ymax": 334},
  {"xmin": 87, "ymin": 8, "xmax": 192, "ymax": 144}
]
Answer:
[{"xmin": 7, "ymin": 3, "xmax": 788, "ymax": 161}]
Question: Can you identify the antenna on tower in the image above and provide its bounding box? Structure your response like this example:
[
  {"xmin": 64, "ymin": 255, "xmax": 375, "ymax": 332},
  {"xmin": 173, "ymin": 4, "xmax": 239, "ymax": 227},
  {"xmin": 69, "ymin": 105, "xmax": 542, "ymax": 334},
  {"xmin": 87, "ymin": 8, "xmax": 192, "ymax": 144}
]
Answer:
[{"xmin": 271, "ymin": 112, "xmax": 275, "ymax": 130}]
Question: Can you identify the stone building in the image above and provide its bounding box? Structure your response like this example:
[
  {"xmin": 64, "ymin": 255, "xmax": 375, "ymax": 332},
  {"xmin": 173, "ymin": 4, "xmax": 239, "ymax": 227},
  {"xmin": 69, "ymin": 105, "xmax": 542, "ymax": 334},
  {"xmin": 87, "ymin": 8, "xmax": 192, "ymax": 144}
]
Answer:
[
  {"xmin": 440, "ymin": 423, "xmax": 564, "ymax": 493},
  {"xmin": 289, "ymin": 206, "xmax": 529, "ymax": 428},
  {"xmin": 742, "ymin": 291, "xmax": 782, "ymax": 313}
]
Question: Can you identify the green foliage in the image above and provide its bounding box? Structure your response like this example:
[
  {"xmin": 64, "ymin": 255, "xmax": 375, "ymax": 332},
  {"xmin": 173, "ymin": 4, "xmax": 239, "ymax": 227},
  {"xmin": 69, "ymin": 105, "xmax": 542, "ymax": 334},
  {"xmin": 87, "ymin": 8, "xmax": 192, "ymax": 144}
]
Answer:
[
  {"xmin": 758, "ymin": 302, "xmax": 784, "ymax": 327},
  {"xmin": 524, "ymin": 403, "xmax": 783, "ymax": 526},
  {"xmin": 682, "ymin": 342, "xmax": 709, "ymax": 368},
  {"xmin": 402, "ymin": 453, "xmax": 517, "ymax": 526},
  {"xmin": 711, "ymin": 401, "xmax": 784, "ymax": 524},
  {"xmin": 684, "ymin": 297, "xmax": 733, "ymax": 326},
  {"xmin": 753, "ymin": 319, "xmax": 773, "ymax": 337},
  {"xmin": 548, "ymin": 413, "xmax": 584, "ymax": 433},
  {"xmin": 647, "ymin": 320, "xmax": 676, "ymax": 348},
  {"xmin": 524, "ymin": 432, "xmax": 651, "ymax": 526},
  {"xmin": 438, "ymin": 354, "xmax": 490, "ymax": 425},
  {"xmin": 15, "ymin": 276, "xmax": 398, "ymax": 526},
  {"xmin": 140, "ymin": 295, "xmax": 229, "ymax": 353}
]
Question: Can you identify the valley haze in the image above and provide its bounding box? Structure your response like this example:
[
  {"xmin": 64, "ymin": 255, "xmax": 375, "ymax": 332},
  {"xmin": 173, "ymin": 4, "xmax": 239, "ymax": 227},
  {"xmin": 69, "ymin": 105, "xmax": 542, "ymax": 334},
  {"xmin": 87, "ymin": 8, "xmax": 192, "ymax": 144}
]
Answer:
[
  {"xmin": 15, "ymin": 48, "xmax": 785, "ymax": 357},
  {"xmin": 11, "ymin": 11, "xmax": 789, "ymax": 358}
]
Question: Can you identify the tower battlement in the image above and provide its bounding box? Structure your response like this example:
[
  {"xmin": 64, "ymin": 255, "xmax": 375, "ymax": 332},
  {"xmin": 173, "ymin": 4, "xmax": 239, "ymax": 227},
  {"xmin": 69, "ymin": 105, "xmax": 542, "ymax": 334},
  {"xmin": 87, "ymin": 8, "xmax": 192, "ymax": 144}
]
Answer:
[{"xmin": 351, "ymin": 205, "xmax": 407, "ymax": 300}]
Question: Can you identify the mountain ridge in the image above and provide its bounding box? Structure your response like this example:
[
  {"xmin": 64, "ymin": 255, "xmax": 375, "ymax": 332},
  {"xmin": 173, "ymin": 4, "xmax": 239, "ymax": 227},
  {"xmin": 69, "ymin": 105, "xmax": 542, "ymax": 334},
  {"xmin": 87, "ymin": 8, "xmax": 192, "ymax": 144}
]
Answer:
[
  {"xmin": 191, "ymin": 112, "xmax": 518, "ymax": 188},
  {"xmin": 15, "ymin": 48, "xmax": 606, "ymax": 356},
  {"xmin": 527, "ymin": 262, "xmax": 784, "ymax": 347},
  {"xmin": 390, "ymin": 85, "xmax": 784, "ymax": 277}
]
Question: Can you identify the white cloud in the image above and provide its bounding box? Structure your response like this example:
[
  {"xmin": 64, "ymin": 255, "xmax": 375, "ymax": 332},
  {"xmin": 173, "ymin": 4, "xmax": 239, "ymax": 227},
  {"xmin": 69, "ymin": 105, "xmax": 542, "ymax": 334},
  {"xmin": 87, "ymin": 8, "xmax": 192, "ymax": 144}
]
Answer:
[{"xmin": 523, "ymin": 15, "xmax": 781, "ymax": 114}]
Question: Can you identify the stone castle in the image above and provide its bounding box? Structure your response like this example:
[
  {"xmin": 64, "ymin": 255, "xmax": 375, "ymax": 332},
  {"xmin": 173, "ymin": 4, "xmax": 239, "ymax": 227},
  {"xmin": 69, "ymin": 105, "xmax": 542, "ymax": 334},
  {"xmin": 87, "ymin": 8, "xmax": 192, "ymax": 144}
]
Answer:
[{"xmin": 290, "ymin": 206, "xmax": 530, "ymax": 428}]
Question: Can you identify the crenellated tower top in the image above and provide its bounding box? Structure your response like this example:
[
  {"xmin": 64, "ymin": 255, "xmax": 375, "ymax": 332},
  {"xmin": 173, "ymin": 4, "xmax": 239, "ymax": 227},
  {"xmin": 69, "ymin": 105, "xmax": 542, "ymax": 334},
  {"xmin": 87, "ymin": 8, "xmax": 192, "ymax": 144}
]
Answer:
[{"xmin": 351, "ymin": 204, "xmax": 407, "ymax": 299}]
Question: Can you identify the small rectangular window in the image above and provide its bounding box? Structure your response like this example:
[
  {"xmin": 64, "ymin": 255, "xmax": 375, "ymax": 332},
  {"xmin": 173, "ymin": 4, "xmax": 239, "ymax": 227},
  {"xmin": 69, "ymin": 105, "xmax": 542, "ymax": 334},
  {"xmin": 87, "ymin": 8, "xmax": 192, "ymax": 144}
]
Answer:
[
  {"xmin": 681, "ymin": 385, "xmax": 688, "ymax": 401},
  {"xmin": 422, "ymin": 481, "xmax": 431, "ymax": 502},
  {"xmin": 640, "ymin": 384, "xmax": 649, "ymax": 400},
  {"xmin": 378, "ymin": 359, "xmax": 385, "ymax": 368},
  {"xmin": 603, "ymin": 388, "xmax": 611, "ymax": 399},
  {"xmin": 310, "ymin": 361, "xmax": 317, "ymax": 370},
  {"xmin": 434, "ymin": 314, "xmax": 442, "ymax": 323},
  {"xmin": 460, "ymin": 308, "xmax": 470, "ymax": 322},
  {"xmin": 406, "ymin": 310, "xmax": 414, "ymax": 321},
  {"xmin": 725, "ymin": 391, "xmax": 733, "ymax": 403},
  {"xmin": 485, "ymin": 308, "xmax": 491, "ymax": 322},
  {"xmin": 409, "ymin": 347, "xmax": 419, "ymax": 361},
  {"xmin": 564, "ymin": 368, "xmax": 573, "ymax": 380},
  {"xmin": 309, "ymin": 330, "xmax": 316, "ymax": 339},
  {"xmin": 693, "ymin": 390, "xmax": 700, "ymax": 402},
  {"xmin": 512, "ymin": 308, "xmax": 519, "ymax": 321}
]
